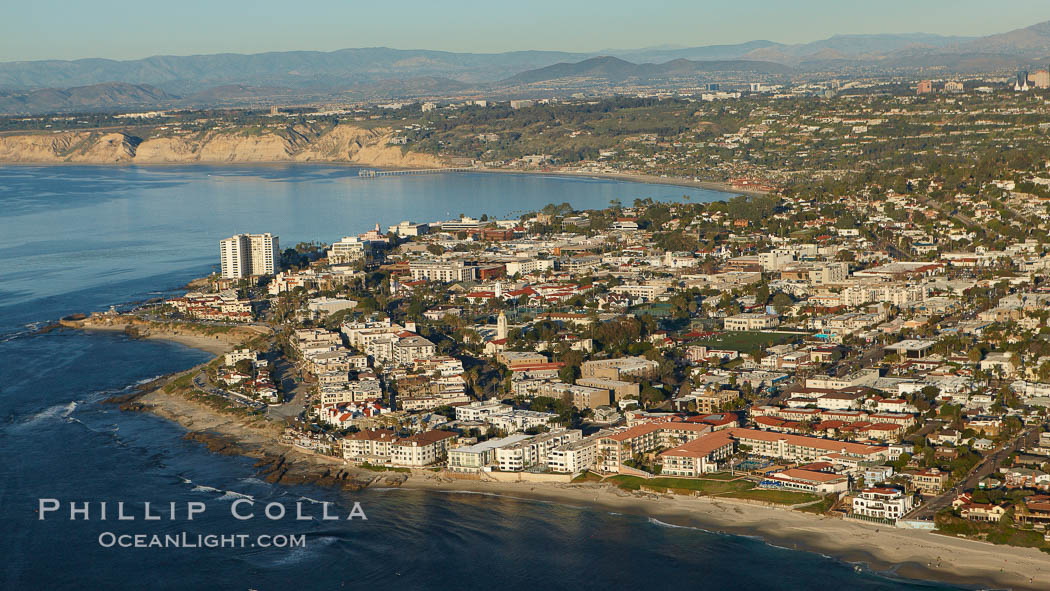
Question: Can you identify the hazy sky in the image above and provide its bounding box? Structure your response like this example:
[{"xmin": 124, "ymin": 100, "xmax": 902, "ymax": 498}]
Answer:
[{"xmin": 3, "ymin": 0, "xmax": 1050, "ymax": 62}]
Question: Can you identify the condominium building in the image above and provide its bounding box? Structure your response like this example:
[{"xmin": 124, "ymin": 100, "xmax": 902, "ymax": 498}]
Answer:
[
  {"xmin": 494, "ymin": 430, "xmax": 582, "ymax": 471},
  {"xmin": 220, "ymin": 233, "xmax": 279, "ymax": 278},
  {"xmin": 911, "ymin": 468, "xmax": 948, "ymax": 494},
  {"xmin": 548, "ymin": 433, "xmax": 602, "ymax": 473},
  {"xmin": 729, "ymin": 428, "xmax": 888, "ymax": 463},
  {"xmin": 327, "ymin": 236, "xmax": 373, "ymax": 264},
  {"xmin": 389, "ymin": 431, "xmax": 457, "ymax": 467},
  {"xmin": 447, "ymin": 434, "xmax": 532, "ymax": 473},
  {"xmin": 409, "ymin": 260, "xmax": 477, "ymax": 282},
  {"xmin": 852, "ymin": 488, "xmax": 914, "ymax": 520},
  {"xmin": 597, "ymin": 421, "xmax": 714, "ymax": 473},
  {"xmin": 659, "ymin": 431, "xmax": 735, "ymax": 476},
  {"xmin": 580, "ymin": 356, "xmax": 659, "ymax": 380}
]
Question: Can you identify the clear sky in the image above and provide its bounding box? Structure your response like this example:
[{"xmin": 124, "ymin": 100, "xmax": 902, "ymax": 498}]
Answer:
[{"xmin": 3, "ymin": 0, "xmax": 1050, "ymax": 62}]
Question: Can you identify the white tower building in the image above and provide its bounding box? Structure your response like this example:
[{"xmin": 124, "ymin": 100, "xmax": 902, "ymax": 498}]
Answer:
[
  {"xmin": 220, "ymin": 233, "xmax": 279, "ymax": 279},
  {"xmin": 497, "ymin": 310, "xmax": 508, "ymax": 341}
]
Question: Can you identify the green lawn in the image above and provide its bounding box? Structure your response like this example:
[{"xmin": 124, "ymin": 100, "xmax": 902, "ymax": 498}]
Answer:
[
  {"xmin": 608, "ymin": 475, "xmax": 755, "ymax": 495},
  {"xmin": 360, "ymin": 462, "xmax": 410, "ymax": 473},
  {"xmin": 796, "ymin": 494, "xmax": 838, "ymax": 514},
  {"xmin": 723, "ymin": 489, "xmax": 820, "ymax": 505},
  {"xmin": 696, "ymin": 471, "xmax": 740, "ymax": 480},
  {"xmin": 572, "ymin": 471, "xmax": 602, "ymax": 483}
]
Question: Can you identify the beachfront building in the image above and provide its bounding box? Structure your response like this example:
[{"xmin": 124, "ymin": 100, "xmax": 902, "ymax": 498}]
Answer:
[
  {"xmin": 548, "ymin": 433, "xmax": 602, "ymax": 473},
  {"xmin": 851, "ymin": 488, "xmax": 915, "ymax": 520},
  {"xmin": 658, "ymin": 431, "xmax": 735, "ymax": 476},
  {"xmin": 494, "ymin": 430, "xmax": 583, "ymax": 472},
  {"xmin": 911, "ymin": 468, "xmax": 948, "ymax": 495},
  {"xmin": 730, "ymin": 428, "xmax": 888, "ymax": 464},
  {"xmin": 341, "ymin": 429, "xmax": 455, "ymax": 467},
  {"xmin": 390, "ymin": 431, "xmax": 458, "ymax": 467},
  {"xmin": 341, "ymin": 429, "xmax": 400, "ymax": 463},
  {"xmin": 761, "ymin": 468, "xmax": 850, "ymax": 494},
  {"xmin": 447, "ymin": 434, "xmax": 532, "ymax": 473},
  {"xmin": 596, "ymin": 421, "xmax": 714, "ymax": 473},
  {"xmin": 220, "ymin": 233, "xmax": 279, "ymax": 278}
]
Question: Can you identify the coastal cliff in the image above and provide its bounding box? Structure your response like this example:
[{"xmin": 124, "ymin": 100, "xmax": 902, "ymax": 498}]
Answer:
[{"xmin": 0, "ymin": 123, "xmax": 446, "ymax": 166}]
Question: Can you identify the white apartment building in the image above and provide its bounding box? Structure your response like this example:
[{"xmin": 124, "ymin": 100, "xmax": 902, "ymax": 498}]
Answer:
[
  {"xmin": 610, "ymin": 284, "xmax": 668, "ymax": 300},
  {"xmin": 504, "ymin": 258, "xmax": 554, "ymax": 276},
  {"xmin": 494, "ymin": 430, "xmax": 583, "ymax": 471},
  {"xmin": 220, "ymin": 233, "xmax": 279, "ymax": 279},
  {"xmin": 852, "ymin": 488, "xmax": 915, "ymax": 520},
  {"xmin": 224, "ymin": 348, "xmax": 258, "ymax": 366},
  {"xmin": 455, "ymin": 400, "xmax": 512, "ymax": 421},
  {"xmin": 809, "ymin": 262, "xmax": 848, "ymax": 285},
  {"xmin": 447, "ymin": 434, "xmax": 532, "ymax": 473},
  {"xmin": 409, "ymin": 260, "xmax": 477, "ymax": 282},
  {"xmin": 547, "ymin": 433, "xmax": 602, "ymax": 473},
  {"xmin": 389, "ymin": 431, "xmax": 457, "ymax": 467},
  {"xmin": 759, "ymin": 249, "xmax": 795, "ymax": 271},
  {"xmin": 327, "ymin": 236, "xmax": 373, "ymax": 264},
  {"xmin": 387, "ymin": 221, "xmax": 430, "ymax": 237}
]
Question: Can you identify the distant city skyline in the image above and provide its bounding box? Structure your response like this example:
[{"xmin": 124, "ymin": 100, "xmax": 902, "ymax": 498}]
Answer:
[{"xmin": 3, "ymin": 0, "xmax": 1050, "ymax": 62}]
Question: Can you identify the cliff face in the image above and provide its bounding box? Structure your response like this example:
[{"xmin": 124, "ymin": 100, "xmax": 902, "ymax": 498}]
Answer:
[{"xmin": 0, "ymin": 124, "xmax": 446, "ymax": 167}]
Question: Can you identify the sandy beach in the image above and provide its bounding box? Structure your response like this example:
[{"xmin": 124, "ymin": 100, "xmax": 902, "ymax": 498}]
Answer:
[
  {"xmin": 126, "ymin": 365, "xmax": 1049, "ymax": 591},
  {"xmin": 400, "ymin": 476, "xmax": 1049, "ymax": 591},
  {"xmin": 68, "ymin": 320, "xmax": 1046, "ymax": 591},
  {"xmin": 469, "ymin": 166, "xmax": 768, "ymax": 196},
  {"xmin": 60, "ymin": 314, "xmax": 268, "ymax": 355}
]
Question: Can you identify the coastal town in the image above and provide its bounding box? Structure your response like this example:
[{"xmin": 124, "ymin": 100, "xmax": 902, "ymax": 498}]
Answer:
[
  {"xmin": 21, "ymin": 4, "xmax": 1050, "ymax": 591},
  {"xmin": 76, "ymin": 82, "xmax": 1050, "ymax": 565}
]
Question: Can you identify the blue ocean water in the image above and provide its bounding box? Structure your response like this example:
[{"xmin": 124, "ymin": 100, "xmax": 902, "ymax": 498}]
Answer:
[{"xmin": 0, "ymin": 165, "xmax": 963, "ymax": 590}]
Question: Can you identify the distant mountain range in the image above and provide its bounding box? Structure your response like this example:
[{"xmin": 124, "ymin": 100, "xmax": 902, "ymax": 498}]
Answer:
[
  {"xmin": 3, "ymin": 20, "xmax": 1050, "ymax": 114},
  {"xmin": 502, "ymin": 56, "xmax": 791, "ymax": 85}
]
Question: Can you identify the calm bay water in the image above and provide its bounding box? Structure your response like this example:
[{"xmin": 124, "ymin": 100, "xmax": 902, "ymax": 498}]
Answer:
[{"xmin": 0, "ymin": 165, "xmax": 962, "ymax": 590}]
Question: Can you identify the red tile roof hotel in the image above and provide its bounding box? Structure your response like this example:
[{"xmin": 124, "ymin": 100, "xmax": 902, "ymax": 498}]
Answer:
[
  {"xmin": 659, "ymin": 431, "xmax": 735, "ymax": 458},
  {"xmin": 603, "ymin": 420, "xmax": 712, "ymax": 443},
  {"xmin": 728, "ymin": 427, "xmax": 888, "ymax": 461}
]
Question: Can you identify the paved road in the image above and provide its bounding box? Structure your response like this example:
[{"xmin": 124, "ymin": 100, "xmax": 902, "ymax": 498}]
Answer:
[
  {"xmin": 908, "ymin": 425, "xmax": 1038, "ymax": 520},
  {"xmin": 266, "ymin": 358, "xmax": 310, "ymax": 422}
]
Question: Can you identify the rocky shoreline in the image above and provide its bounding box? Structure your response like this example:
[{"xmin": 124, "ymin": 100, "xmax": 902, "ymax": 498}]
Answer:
[
  {"xmin": 91, "ymin": 367, "xmax": 1048, "ymax": 591},
  {"xmin": 67, "ymin": 311, "xmax": 1047, "ymax": 591},
  {"xmin": 102, "ymin": 384, "xmax": 407, "ymax": 493}
]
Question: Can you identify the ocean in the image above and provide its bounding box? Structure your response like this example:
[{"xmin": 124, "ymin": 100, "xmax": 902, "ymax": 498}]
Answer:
[{"xmin": 0, "ymin": 165, "xmax": 964, "ymax": 590}]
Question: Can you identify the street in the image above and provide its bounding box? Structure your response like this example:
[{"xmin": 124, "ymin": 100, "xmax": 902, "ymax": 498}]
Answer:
[{"xmin": 907, "ymin": 425, "xmax": 1039, "ymax": 520}]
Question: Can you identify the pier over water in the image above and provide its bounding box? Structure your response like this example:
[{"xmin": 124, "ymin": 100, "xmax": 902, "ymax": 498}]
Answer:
[{"xmin": 357, "ymin": 167, "xmax": 475, "ymax": 178}]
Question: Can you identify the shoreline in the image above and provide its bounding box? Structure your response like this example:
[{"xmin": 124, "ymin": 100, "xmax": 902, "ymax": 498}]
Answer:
[
  {"xmin": 0, "ymin": 160, "xmax": 761, "ymax": 196},
  {"xmin": 95, "ymin": 322, "xmax": 1047, "ymax": 591},
  {"xmin": 58, "ymin": 314, "xmax": 268, "ymax": 356},
  {"xmin": 397, "ymin": 477, "xmax": 1046, "ymax": 591},
  {"xmin": 464, "ymin": 167, "xmax": 765, "ymax": 196}
]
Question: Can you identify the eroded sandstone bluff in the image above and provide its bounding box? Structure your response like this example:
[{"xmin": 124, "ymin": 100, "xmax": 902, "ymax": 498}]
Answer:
[{"xmin": 0, "ymin": 123, "xmax": 446, "ymax": 166}]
